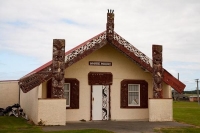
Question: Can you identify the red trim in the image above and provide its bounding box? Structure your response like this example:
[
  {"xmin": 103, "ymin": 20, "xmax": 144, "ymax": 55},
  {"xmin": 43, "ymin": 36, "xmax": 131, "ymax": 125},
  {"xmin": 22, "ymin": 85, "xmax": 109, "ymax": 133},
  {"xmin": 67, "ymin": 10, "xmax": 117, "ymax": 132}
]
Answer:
[
  {"xmin": 20, "ymin": 31, "xmax": 106, "ymax": 79},
  {"xmin": 19, "ymin": 31, "xmax": 185, "ymax": 93}
]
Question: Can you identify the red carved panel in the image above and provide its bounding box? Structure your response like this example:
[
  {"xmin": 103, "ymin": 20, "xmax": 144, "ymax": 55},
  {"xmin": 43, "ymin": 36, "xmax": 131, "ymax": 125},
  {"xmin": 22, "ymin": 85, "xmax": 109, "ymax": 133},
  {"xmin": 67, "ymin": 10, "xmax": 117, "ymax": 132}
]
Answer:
[
  {"xmin": 51, "ymin": 39, "xmax": 65, "ymax": 98},
  {"xmin": 121, "ymin": 80, "xmax": 148, "ymax": 108},
  {"xmin": 152, "ymin": 45, "xmax": 163, "ymax": 98},
  {"xmin": 66, "ymin": 40, "xmax": 107, "ymax": 67},
  {"xmin": 106, "ymin": 9, "xmax": 114, "ymax": 41},
  {"xmin": 88, "ymin": 72, "xmax": 113, "ymax": 85},
  {"xmin": 163, "ymin": 70, "xmax": 186, "ymax": 93},
  {"xmin": 19, "ymin": 65, "xmax": 52, "ymax": 93},
  {"xmin": 110, "ymin": 34, "xmax": 152, "ymax": 73}
]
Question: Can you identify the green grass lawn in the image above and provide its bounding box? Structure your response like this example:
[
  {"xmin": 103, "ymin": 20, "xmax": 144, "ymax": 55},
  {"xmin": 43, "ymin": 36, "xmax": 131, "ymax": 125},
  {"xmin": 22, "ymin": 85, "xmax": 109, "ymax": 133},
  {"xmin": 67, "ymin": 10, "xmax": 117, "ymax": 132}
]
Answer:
[
  {"xmin": 155, "ymin": 101, "xmax": 200, "ymax": 133},
  {"xmin": 0, "ymin": 116, "xmax": 113, "ymax": 133}
]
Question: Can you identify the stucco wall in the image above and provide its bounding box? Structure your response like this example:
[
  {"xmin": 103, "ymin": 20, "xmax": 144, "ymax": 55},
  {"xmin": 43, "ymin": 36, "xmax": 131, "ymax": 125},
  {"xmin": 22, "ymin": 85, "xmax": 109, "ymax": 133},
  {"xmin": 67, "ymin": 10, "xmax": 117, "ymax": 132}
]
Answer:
[
  {"xmin": 36, "ymin": 43, "xmax": 171, "ymax": 121},
  {"xmin": 163, "ymin": 82, "xmax": 172, "ymax": 98},
  {"xmin": 149, "ymin": 99, "xmax": 173, "ymax": 121},
  {"xmin": 0, "ymin": 81, "xmax": 19, "ymax": 108},
  {"xmin": 61, "ymin": 44, "xmax": 171, "ymax": 121},
  {"xmin": 38, "ymin": 99, "xmax": 66, "ymax": 125},
  {"xmin": 20, "ymin": 84, "xmax": 42, "ymax": 124}
]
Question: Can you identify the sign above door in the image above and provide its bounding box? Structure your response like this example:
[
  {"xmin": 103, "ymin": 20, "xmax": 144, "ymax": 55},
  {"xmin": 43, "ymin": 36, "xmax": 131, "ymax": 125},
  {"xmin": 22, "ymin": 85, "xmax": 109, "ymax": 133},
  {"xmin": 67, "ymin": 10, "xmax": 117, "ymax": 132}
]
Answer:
[{"xmin": 89, "ymin": 61, "xmax": 112, "ymax": 66}]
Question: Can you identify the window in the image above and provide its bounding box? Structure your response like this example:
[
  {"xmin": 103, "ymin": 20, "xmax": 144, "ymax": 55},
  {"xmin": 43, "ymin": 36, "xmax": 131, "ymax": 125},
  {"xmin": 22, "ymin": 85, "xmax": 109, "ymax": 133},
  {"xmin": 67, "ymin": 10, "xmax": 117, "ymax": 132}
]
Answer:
[
  {"xmin": 47, "ymin": 78, "xmax": 79, "ymax": 109},
  {"xmin": 64, "ymin": 83, "xmax": 70, "ymax": 107},
  {"xmin": 121, "ymin": 80, "xmax": 148, "ymax": 108},
  {"xmin": 128, "ymin": 84, "xmax": 140, "ymax": 106}
]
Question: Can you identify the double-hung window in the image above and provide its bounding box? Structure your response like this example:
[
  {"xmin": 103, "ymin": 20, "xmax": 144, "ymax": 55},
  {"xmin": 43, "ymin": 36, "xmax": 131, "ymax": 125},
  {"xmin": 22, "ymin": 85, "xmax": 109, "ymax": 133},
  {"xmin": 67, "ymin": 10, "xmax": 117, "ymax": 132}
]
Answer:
[
  {"xmin": 64, "ymin": 83, "xmax": 70, "ymax": 107},
  {"xmin": 120, "ymin": 80, "xmax": 148, "ymax": 108},
  {"xmin": 128, "ymin": 84, "xmax": 140, "ymax": 106}
]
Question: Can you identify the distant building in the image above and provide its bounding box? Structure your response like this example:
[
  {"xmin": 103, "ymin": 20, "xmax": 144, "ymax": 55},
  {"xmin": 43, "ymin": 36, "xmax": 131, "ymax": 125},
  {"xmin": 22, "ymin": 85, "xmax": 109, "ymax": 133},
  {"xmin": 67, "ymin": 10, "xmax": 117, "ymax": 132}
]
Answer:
[
  {"xmin": 189, "ymin": 96, "xmax": 200, "ymax": 102},
  {"xmin": 172, "ymin": 90, "xmax": 189, "ymax": 101}
]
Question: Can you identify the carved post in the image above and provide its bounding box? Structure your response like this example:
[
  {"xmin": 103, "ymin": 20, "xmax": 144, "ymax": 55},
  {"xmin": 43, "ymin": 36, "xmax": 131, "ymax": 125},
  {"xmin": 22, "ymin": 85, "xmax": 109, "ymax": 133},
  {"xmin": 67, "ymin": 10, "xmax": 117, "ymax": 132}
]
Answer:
[
  {"xmin": 152, "ymin": 45, "xmax": 163, "ymax": 98},
  {"xmin": 106, "ymin": 9, "xmax": 114, "ymax": 41},
  {"xmin": 51, "ymin": 39, "xmax": 65, "ymax": 98}
]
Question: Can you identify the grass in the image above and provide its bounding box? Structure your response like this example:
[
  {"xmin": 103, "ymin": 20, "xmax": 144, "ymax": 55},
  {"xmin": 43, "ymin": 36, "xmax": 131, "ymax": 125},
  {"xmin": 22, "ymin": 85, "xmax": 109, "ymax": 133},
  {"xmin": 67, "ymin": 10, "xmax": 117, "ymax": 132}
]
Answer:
[
  {"xmin": 0, "ymin": 116, "xmax": 113, "ymax": 133},
  {"xmin": 155, "ymin": 101, "xmax": 200, "ymax": 133}
]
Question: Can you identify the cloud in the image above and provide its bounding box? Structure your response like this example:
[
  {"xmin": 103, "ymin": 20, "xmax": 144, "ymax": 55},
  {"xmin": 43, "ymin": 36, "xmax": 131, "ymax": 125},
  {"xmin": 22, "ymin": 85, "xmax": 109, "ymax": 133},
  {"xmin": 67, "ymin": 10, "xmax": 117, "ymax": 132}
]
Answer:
[{"xmin": 0, "ymin": 0, "xmax": 200, "ymax": 90}]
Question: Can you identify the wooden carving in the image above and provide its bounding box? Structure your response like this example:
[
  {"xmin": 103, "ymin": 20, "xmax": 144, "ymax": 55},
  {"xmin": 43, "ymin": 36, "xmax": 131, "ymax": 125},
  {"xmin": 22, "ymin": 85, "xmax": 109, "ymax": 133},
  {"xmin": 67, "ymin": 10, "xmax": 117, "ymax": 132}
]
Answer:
[
  {"xmin": 88, "ymin": 72, "xmax": 113, "ymax": 85},
  {"xmin": 152, "ymin": 45, "xmax": 163, "ymax": 98},
  {"xmin": 51, "ymin": 39, "xmax": 65, "ymax": 98},
  {"xmin": 106, "ymin": 9, "xmax": 114, "ymax": 41}
]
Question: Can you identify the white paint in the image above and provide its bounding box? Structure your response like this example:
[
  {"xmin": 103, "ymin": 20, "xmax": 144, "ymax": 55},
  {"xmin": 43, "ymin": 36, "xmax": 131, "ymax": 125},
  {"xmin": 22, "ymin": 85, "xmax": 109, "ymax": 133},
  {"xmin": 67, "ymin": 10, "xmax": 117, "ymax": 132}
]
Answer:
[
  {"xmin": 149, "ymin": 99, "xmax": 173, "ymax": 121},
  {"xmin": 92, "ymin": 85, "xmax": 102, "ymax": 120}
]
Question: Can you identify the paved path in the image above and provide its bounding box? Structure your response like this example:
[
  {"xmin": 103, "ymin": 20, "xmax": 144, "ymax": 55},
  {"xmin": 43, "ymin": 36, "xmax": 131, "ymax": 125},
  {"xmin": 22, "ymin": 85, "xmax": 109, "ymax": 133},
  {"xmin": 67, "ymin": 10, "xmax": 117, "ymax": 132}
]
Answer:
[{"xmin": 43, "ymin": 121, "xmax": 192, "ymax": 133}]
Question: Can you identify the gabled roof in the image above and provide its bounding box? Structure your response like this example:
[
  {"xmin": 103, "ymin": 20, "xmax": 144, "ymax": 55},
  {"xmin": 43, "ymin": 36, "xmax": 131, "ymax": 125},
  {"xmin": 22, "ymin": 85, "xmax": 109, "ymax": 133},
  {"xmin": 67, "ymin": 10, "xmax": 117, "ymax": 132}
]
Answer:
[
  {"xmin": 19, "ymin": 31, "xmax": 185, "ymax": 93},
  {"xmin": 19, "ymin": 10, "xmax": 185, "ymax": 94}
]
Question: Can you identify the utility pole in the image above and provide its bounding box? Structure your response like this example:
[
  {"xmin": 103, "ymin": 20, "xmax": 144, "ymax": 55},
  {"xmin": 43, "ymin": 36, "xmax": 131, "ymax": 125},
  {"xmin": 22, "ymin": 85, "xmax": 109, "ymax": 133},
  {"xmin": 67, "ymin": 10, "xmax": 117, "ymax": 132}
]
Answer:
[{"xmin": 195, "ymin": 79, "xmax": 199, "ymax": 105}]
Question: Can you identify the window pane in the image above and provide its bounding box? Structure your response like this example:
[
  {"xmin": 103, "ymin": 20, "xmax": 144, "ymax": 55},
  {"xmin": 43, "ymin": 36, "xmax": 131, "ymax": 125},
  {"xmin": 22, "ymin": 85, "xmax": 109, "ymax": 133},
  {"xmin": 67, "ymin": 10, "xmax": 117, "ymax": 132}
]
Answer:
[
  {"xmin": 66, "ymin": 92, "xmax": 70, "ymax": 105},
  {"xmin": 64, "ymin": 83, "xmax": 70, "ymax": 106},
  {"xmin": 128, "ymin": 84, "xmax": 139, "ymax": 106},
  {"xmin": 128, "ymin": 85, "xmax": 138, "ymax": 91}
]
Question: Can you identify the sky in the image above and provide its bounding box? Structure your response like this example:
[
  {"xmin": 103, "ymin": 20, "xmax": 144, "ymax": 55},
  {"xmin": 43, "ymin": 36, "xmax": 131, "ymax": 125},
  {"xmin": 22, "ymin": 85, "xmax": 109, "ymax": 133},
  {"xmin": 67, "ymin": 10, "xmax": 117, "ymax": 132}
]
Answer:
[{"xmin": 0, "ymin": 0, "xmax": 200, "ymax": 91}]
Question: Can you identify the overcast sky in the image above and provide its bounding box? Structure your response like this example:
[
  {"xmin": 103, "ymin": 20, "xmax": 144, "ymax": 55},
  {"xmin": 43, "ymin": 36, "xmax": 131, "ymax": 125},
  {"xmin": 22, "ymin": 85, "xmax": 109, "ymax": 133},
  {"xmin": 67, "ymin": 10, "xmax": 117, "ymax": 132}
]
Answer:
[{"xmin": 0, "ymin": 0, "xmax": 200, "ymax": 91}]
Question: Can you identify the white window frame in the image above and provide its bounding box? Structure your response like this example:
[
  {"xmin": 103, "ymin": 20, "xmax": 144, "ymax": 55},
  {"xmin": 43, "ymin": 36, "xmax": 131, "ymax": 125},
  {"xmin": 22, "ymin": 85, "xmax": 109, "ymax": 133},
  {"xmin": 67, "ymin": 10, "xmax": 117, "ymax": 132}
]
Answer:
[
  {"xmin": 128, "ymin": 84, "xmax": 140, "ymax": 106},
  {"xmin": 64, "ymin": 83, "xmax": 70, "ymax": 107}
]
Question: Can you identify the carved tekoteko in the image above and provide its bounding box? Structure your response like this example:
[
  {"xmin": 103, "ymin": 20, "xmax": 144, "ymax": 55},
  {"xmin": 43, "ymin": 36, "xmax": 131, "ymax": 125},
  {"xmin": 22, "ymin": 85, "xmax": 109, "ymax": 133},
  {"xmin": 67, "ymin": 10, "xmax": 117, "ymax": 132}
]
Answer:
[
  {"xmin": 106, "ymin": 9, "xmax": 114, "ymax": 41},
  {"xmin": 52, "ymin": 39, "xmax": 65, "ymax": 98},
  {"xmin": 152, "ymin": 45, "xmax": 163, "ymax": 98}
]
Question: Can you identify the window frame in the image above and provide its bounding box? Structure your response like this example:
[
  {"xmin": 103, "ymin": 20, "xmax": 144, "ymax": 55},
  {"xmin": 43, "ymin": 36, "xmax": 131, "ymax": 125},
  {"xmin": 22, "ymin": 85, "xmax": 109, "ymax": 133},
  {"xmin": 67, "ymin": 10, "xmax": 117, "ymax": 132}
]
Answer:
[
  {"xmin": 64, "ymin": 83, "xmax": 70, "ymax": 107},
  {"xmin": 120, "ymin": 79, "xmax": 148, "ymax": 109},
  {"xmin": 128, "ymin": 84, "xmax": 140, "ymax": 106},
  {"xmin": 47, "ymin": 78, "xmax": 79, "ymax": 109}
]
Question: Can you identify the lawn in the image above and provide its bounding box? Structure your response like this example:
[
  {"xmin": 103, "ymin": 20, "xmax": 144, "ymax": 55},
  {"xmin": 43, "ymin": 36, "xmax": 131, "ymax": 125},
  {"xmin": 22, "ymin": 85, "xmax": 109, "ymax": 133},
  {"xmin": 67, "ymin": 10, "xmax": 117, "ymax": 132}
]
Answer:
[
  {"xmin": 0, "ymin": 116, "xmax": 113, "ymax": 133},
  {"xmin": 155, "ymin": 101, "xmax": 200, "ymax": 133}
]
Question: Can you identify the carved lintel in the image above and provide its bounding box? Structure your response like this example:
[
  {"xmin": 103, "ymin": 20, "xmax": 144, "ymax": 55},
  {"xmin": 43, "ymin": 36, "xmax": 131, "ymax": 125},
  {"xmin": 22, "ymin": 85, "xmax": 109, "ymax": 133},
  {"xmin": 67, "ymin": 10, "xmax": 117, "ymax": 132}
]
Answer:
[
  {"xmin": 88, "ymin": 72, "xmax": 113, "ymax": 85},
  {"xmin": 152, "ymin": 45, "xmax": 163, "ymax": 98},
  {"xmin": 106, "ymin": 9, "xmax": 114, "ymax": 41},
  {"xmin": 51, "ymin": 39, "xmax": 65, "ymax": 98}
]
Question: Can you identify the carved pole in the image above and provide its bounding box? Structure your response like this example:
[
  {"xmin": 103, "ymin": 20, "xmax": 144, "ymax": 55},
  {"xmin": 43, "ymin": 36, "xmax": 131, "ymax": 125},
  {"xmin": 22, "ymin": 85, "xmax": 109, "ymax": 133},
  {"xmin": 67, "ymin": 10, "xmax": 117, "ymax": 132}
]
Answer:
[
  {"xmin": 152, "ymin": 45, "xmax": 163, "ymax": 98},
  {"xmin": 51, "ymin": 39, "xmax": 65, "ymax": 98},
  {"xmin": 106, "ymin": 9, "xmax": 114, "ymax": 41}
]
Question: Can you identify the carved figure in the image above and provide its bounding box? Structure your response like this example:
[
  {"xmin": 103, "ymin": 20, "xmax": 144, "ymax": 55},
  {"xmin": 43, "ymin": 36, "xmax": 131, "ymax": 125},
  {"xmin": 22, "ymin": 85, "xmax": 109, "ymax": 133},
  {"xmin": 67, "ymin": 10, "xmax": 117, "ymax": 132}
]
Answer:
[
  {"xmin": 152, "ymin": 45, "xmax": 163, "ymax": 98},
  {"xmin": 52, "ymin": 39, "xmax": 65, "ymax": 98},
  {"xmin": 106, "ymin": 9, "xmax": 114, "ymax": 41}
]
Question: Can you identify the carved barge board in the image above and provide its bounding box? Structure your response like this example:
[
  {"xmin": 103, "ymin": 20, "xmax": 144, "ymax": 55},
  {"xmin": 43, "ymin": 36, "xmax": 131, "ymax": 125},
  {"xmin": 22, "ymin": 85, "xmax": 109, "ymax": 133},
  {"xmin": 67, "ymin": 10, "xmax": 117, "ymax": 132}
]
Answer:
[
  {"xmin": 51, "ymin": 39, "xmax": 65, "ymax": 98},
  {"xmin": 163, "ymin": 70, "xmax": 186, "ymax": 93},
  {"xmin": 110, "ymin": 33, "xmax": 152, "ymax": 73},
  {"xmin": 152, "ymin": 45, "xmax": 163, "ymax": 98}
]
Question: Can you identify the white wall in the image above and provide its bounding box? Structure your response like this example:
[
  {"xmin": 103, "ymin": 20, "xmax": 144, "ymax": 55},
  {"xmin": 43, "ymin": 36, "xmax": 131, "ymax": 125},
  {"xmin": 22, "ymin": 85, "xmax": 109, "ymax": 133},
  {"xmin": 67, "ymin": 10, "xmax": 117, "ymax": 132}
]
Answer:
[
  {"xmin": 38, "ymin": 99, "xmax": 66, "ymax": 125},
  {"xmin": 20, "ymin": 84, "xmax": 42, "ymax": 124},
  {"xmin": 0, "ymin": 81, "xmax": 19, "ymax": 108},
  {"xmin": 62, "ymin": 44, "xmax": 171, "ymax": 121},
  {"xmin": 149, "ymin": 99, "xmax": 173, "ymax": 121}
]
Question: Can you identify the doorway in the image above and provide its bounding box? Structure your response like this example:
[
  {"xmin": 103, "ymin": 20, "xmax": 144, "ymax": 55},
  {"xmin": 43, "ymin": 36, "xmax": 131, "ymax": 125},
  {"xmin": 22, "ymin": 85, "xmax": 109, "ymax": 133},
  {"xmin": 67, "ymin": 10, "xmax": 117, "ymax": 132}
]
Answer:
[{"xmin": 92, "ymin": 85, "xmax": 109, "ymax": 120}]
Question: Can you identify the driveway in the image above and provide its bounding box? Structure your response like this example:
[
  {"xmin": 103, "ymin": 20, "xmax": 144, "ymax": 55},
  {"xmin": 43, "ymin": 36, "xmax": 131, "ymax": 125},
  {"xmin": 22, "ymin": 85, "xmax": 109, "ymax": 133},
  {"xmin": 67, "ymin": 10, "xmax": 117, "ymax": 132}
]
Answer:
[{"xmin": 43, "ymin": 121, "xmax": 192, "ymax": 133}]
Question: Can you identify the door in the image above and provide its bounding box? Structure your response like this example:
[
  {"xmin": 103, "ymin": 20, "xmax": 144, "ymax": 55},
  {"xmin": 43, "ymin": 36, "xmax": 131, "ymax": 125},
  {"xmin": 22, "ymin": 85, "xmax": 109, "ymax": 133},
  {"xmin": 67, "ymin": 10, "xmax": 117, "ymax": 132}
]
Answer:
[{"xmin": 92, "ymin": 85, "xmax": 109, "ymax": 120}]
